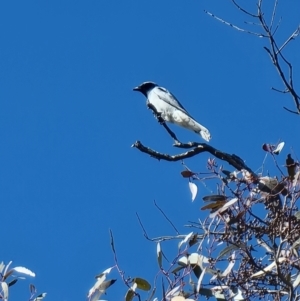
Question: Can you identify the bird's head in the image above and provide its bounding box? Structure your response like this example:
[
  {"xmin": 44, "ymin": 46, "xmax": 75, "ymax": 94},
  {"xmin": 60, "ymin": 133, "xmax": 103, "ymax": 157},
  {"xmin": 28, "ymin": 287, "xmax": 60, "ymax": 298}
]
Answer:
[{"xmin": 133, "ymin": 81, "xmax": 158, "ymax": 97}]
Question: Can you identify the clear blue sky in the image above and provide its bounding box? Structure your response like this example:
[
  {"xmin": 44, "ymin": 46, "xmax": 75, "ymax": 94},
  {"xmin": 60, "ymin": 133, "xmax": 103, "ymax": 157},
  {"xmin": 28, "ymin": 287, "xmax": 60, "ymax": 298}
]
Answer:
[{"xmin": 0, "ymin": 1, "xmax": 299, "ymax": 300}]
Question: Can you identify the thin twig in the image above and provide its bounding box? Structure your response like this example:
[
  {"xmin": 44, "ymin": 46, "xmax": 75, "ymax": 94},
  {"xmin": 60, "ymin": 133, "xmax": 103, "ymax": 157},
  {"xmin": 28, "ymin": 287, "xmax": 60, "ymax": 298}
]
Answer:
[
  {"xmin": 276, "ymin": 26, "xmax": 300, "ymax": 55},
  {"xmin": 109, "ymin": 229, "xmax": 132, "ymax": 289},
  {"xmin": 205, "ymin": 0, "xmax": 300, "ymax": 114},
  {"xmin": 271, "ymin": 87, "xmax": 288, "ymax": 94},
  {"xmin": 231, "ymin": 0, "xmax": 258, "ymax": 17},
  {"xmin": 136, "ymin": 212, "xmax": 150, "ymax": 239},
  {"xmin": 154, "ymin": 200, "xmax": 180, "ymax": 235},
  {"xmin": 283, "ymin": 107, "xmax": 299, "ymax": 115},
  {"xmin": 270, "ymin": 0, "xmax": 278, "ymax": 32},
  {"xmin": 204, "ymin": 10, "xmax": 264, "ymax": 37}
]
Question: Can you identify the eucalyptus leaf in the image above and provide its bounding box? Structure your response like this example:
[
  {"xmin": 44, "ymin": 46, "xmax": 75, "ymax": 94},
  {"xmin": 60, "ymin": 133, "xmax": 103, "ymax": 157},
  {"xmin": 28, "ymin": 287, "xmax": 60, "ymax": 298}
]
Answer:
[
  {"xmin": 202, "ymin": 195, "xmax": 227, "ymax": 202},
  {"xmin": 134, "ymin": 277, "xmax": 151, "ymax": 291},
  {"xmin": 125, "ymin": 289, "xmax": 135, "ymax": 301}
]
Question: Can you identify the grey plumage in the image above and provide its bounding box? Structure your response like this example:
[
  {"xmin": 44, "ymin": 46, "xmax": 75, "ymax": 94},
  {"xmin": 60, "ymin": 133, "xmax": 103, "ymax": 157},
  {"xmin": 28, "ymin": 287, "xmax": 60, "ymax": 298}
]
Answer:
[{"xmin": 133, "ymin": 81, "xmax": 211, "ymax": 142}]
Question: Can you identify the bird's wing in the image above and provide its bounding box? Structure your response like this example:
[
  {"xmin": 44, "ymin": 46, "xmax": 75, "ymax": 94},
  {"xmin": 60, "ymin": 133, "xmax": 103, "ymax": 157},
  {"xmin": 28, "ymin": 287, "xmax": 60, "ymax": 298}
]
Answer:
[{"xmin": 154, "ymin": 87, "xmax": 193, "ymax": 118}]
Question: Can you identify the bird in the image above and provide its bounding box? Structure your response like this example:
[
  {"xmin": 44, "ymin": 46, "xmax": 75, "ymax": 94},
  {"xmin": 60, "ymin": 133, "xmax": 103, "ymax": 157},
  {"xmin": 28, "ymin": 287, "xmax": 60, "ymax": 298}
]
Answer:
[{"xmin": 133, "ymin": 81, "xmax": 211, "ymax": 142}]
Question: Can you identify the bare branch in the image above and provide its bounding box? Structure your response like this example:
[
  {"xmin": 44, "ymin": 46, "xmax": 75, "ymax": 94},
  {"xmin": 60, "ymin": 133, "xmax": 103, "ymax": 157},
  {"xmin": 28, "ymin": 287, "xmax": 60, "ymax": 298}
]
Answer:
[{"xmin": 132, "ymin": 140, "xmax": 257, "ymax": 178}]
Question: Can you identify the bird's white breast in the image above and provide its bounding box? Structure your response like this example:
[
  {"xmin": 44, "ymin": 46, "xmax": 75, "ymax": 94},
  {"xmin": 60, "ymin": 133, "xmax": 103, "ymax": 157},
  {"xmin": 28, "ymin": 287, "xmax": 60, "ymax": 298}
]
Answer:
[{"xmin": 147, "ymin": 89, "xmax": 176, "ymax": 122}]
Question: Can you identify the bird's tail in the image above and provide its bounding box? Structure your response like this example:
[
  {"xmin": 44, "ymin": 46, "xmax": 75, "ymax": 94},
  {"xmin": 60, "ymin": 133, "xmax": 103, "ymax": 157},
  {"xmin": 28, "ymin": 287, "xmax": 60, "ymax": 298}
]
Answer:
[{"xmin": 194, "ymin": 122, "xmax": 211, "ymax": 142}]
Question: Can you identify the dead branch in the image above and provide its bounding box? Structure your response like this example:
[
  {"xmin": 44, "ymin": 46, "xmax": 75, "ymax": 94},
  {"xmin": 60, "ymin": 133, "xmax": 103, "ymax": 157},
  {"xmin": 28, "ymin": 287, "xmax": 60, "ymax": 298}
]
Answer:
[{"xmin": 132, "ymin": 140, "xmax": 257, "ymax": 178}]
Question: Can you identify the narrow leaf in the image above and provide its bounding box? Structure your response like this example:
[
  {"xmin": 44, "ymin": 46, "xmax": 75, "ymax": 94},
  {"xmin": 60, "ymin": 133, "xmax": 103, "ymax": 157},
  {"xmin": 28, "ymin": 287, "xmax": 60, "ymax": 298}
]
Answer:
[
  {"xmin": 166, "ymin": 285, "xmax": 181, "ymax": 299},
  {"xmin": 188, "ymin": 253, "xmax": 202, "ymax": 278},
  {"xmin": 189, "ymin": 234, "xmax": 198, "ymax": 247},
  {"xmin": 0, "ymin": 282, "xmax": 9, "ymax": 300},
  {"xmin": 189, "ymin": 182, "xmax": 198, "ymax": 201},
  {"xmin": 88, "ymin": 266, "xmax": 114, "ymax": 299},
  {"xmin": 222, "ymin": 170, "xmax": 232, "ymax": 177},
  {"xmin": 157, "ymin": 242, "xmax": 162, "ymax": 268},
  {"xmin": 171, "ymin": 265, "xmax": 184, "ymax": 274},
  {"xmin": 202, "ymin": 195, "xmax": 227, "ymax": 202},
  {"xmin": 221, "ymin": 252, "xmax": 235, "ymax": 277},
  {"xmin": 13, "ymin": 266, "xmax": 35, "ymax": 277},
  {"xmin": 191, "ymin": 264, "xmax": 202, "ymax": 279},
  {"xmin": 273, "ymin": 142, "xmax": 285, "ymax": 154},
  {"xmin": 94, "ymin": 266, "xmax": 113, "ymax": 278},
  {"xmin": 218, "ymin": 245, "xmax": 239, "ymax": 259},
  {"xmin": 197, "ymin": 267, "xmax": 206, "ymax": 293},
  {"xmin": 30, "ymin": 284, "xmax": 36, "ymax": 294},
  {"xmin": 257, "ymin": 238, "xmax": 273, "ymax": 253},
  {"xmin": 171, "ymin": 297, "xmax": 185, "ymax": 301},
  {"xmin": 198, "ymin": 288, "xmax": 213, "ymax": 297},
  {"xmin": 250, "ymin": 260, "xmax": 278, "ymax": 278},
  {"xmin": 291, "ymin": 238, "xmax": 300, "ymax": 250},
  {"xmin": 209, "ymin": 198, "xmax": 238, "ymax": 218},
  {"xmin": 33, "ymin": 293, "xmax": 47, "ymax": 301},
  {"xmin": 178, "ymin": 232, "xmax": 193, "ymax": 248},
  {"xmin": 188, "ymin": 253, "xmax": 199, "ymax": 265},
  {"xmin": 181, "ymin": 170, "xmax": 196, "ymax": 178},
  {"xmin": 178, "ymin": 256, "xmax": 188, "ymax": 267},
  {"xmin": 8, "ymin": 279, "xmax": 18, "ymax": 287},
  {"xmin": 295, "ymin": 211, "xmax": 300, "ymax": 220},
  {"xmin": 293, "ymin": 273, "xmax": 300, "ymax": 288},
  {"xmin": 125, "ymin": 289, "xmax": 135, "ymax": 301},
  {"xmin": 0, "ymin": 262, "xmax": 5, "ymax": 274},
  {"xmin": 262, "ymin": 143, "xmax": 273, "ymax": 153},
  {"xmin": 100, "ymin": 279, "xmax": 117, "ymax": 291},
  {"xmin": 201, "ymin": 201, "xmax": 225, "ymax": 211}
]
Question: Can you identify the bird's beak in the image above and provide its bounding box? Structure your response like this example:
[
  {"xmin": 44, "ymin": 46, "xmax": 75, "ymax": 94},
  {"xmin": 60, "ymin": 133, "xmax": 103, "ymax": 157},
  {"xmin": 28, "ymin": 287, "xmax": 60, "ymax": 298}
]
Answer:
[{"xmin": 133, "ymin": 86, "xmax": 140, "ymax": 91}]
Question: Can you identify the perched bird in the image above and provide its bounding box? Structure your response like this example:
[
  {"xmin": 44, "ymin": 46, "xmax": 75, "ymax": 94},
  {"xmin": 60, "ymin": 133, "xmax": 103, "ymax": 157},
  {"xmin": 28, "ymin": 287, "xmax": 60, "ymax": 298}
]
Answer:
[{"xmin": 133, "ymin": 81, "xmax": 211, "ymax": 142}]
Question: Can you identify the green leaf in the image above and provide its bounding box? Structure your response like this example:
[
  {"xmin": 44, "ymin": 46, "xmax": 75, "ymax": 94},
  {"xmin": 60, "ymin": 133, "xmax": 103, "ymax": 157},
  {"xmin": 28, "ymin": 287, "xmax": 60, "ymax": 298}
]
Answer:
[
  {"xmin": 125, "ymin": 289, "xmax": 135, "ymax": 301},
  {"xmin": 134, "ymin": 277, "xmax": 151, "ymax": 291}
]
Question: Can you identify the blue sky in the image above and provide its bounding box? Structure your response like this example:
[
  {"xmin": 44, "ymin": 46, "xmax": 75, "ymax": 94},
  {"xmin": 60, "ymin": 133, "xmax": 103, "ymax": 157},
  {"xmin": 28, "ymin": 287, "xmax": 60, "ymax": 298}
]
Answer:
[{"xmin": 0, "ymin": 1, "xmax": 299, "ymax": 300}]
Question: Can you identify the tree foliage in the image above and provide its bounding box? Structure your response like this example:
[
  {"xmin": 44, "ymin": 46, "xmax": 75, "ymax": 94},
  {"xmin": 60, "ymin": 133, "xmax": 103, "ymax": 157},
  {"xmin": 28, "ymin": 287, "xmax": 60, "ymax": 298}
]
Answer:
[{"xmin": 2, "ymin": 1, "xmax": 299, "ymax": 301}]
